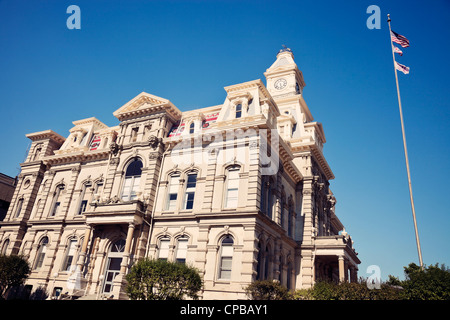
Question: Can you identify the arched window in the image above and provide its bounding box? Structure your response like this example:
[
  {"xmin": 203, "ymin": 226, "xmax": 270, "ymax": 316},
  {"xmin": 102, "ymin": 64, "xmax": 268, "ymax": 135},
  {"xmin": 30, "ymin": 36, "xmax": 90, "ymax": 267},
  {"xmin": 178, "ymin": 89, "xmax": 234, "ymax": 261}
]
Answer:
[
  {"xmin": 166, "ymin": 173, "xmax": 180, "ymax": 211},
  {"xmin": 35, "ymin": 237, "xmax": 49, "ymax": 269},
  {"xmin": 183, "ymin": 172, "xmax": 197, "ymax": 210},
  {"xmin": 175, "ymin": 236, "xmax": 189, "ymax": 264},
  {"xmin": 33, "ymin": 145, "xmax": 42, "ymax": 161},
  {"xmin": 218, "ymin": 236, "xmax": 234, "ymax": 280},
  {"xmin": 224, "ymin": 166, "xmax": 240, "ymax": 208},
  {"xmin": 62, "ymin": 239, "xmax": 78, "ymax": 272},
  {"xmin": 287, "ymin": 261, "xmax": 293, "ymax": 290},
  {"xmin": 235, "ymin": 104, "xmax": 242, "ymax": 118},
  {"xmin": 103, "ymin": 239, "xmax": 126, "ymax": 294},
  {"xmin": 256, "ymin": 242, "xmax": 263, "ymax": 280},
  {"xmin": 32, "ymin": 199, "xmax": 41, "ymax": 219},
  {"xmin": 15, "ymin": 198, "xmax": 24, "ymax": 218},
  {"xmin": 77, "ymin": 181, "xmax": 92, "ymax": 215},
  {"xmin": 280, "ymin": 192, "xmax": 286, "ymax": 228},
  {"xmin": 189, "ymin": 122, "xmax": 195, "ymax": 134},
  {"xmin": 1, "ymin": 239, "xmax": 9, "ymax": 255},
  {"xmin": 121, "ymin": 159, "xmax": 142, "ymax": 201},
  {"xmin": 50, "ymin": 185, "xmax": 65, "ymax": 217},
  {"xmin": 264, "ymin": 245, "xmax": 270, "ymax": 280},
  {"xmin": 157, "ymin": 237, "xmax": 170, "ymax": 261},
  {"xmin": 267, "ymin": 187, "xmax": 273, "ymax": 219},
  {"xmin": 288, "ymin": 201, "xmax": 294, "ymax": 237}
]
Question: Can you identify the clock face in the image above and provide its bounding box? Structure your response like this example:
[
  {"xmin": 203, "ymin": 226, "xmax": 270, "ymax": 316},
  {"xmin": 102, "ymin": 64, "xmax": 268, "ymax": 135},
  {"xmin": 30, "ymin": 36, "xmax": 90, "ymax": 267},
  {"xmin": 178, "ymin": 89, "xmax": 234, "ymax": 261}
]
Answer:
[{"xmin": 274, "ymin": 78, "xmax": 287, "ymax": 90}]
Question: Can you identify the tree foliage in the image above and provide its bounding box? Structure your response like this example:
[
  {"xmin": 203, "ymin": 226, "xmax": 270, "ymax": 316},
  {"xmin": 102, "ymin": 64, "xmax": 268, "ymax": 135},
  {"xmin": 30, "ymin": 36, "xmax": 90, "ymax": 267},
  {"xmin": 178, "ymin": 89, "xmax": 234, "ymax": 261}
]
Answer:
[
  {"xmin": 0, "ymin": 254, "xmax": 31, "ymax": 300},
  {"xmin": 125, "ymin": 258, "xmax": 202, "ymax": 300},
  {"xmin": 245, "ymin": 280, "xmax": 291, "ymax": 300},
  {"xmin": 291, "ymin": 280, "xmax": 403, "ymax": 300},
  {"xmin": 399, "ymin": 263, "xmax": 450, "ymax": 300}
]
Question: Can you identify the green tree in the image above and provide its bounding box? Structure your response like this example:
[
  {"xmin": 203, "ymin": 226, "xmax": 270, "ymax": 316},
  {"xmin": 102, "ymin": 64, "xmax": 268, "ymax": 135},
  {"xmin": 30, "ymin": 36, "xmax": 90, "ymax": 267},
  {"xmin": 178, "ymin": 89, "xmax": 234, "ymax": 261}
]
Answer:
[
  {"xmin": 0, "ymin": 254, "xmax": 31, "ymax": 300},
  {"xmin": 400, "ymin": 263, "xmax": 450, "ymax": 300},
  {"xmin": 125, "ymin": 258, "xmax": 202, "ymax": 300},
  {"xmin": 245, "ymin": 280, "xmax": 291, "ymax": 300}
]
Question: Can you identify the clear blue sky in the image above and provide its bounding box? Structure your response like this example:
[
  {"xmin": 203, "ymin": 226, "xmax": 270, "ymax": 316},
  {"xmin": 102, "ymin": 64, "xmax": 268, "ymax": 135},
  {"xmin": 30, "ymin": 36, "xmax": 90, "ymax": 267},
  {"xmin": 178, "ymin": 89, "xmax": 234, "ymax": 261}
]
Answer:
[{"xmin": 1, "ymin": 0, "xmax": 449, "ymax": 281}]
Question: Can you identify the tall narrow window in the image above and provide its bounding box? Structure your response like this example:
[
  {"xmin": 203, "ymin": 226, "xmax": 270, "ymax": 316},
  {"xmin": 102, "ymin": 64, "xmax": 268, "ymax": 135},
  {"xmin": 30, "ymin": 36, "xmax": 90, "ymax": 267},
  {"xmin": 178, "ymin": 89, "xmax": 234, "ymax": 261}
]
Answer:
[
  {"xmin": 32, "ymin": 199, "xmax": 41, "ymax": 219},
  {"xmin": 121, "ymin": 159, "xmax": 142, "ymax": 201},
  {"xmin": 189, "ymin": 122, "xmax": 195, "ymax": 134},
  {"xmin": 35, "ymin": 237, "xmax": 49, "ymax": 269},
  {"xmin": 1, "ymin": 239, "xmax": 9, "ymax": 255},
  {"xmin": 158, "ymin": 237, "xmax": 170, "ymax": 261},
  {"xmin": 267, "ymin": 188, "xmax": 273, "ymax": 219},
  {"xmin": 63, "ymin": 239, "xmax": 77, "ymax": 272},
  {"xmin": 175, "ymin": 236, "xmax": 188, "ymax": 264},
  {"xmin": 166, "ymin": 173, "xmax": 180, "ymax": 211},
  {"xmin": 225, "ymin": 166, "xmax": 240, "ymax": 208},
  {"xmin": 33, "ymin": 146, "xmax": 42, "ymax": 161},
  {"xmin": 219, "ymin": 236, "xmax": 234, "ymax": 280},
  {"xmin": 288, "ymin": 204, "xmax": 293, "ymax": 237},
  {"xmin": 77, "ymin": 182, "xmax": 92, "ymax": 215},
  {"xmin": 235, "ymin": 104, "xmax": 242, "ymax": 118},
  {"xmin": 50, "ymin": 185, "xmax": 64, "ymax": 217},
  {"xmin": 15, "ymin": 198, "xmax": 24, "ymax": 218},
  {"xmin": 183, "ymin": 173, "xmax": 197, "ymax": 210},
  {"xmin": 131, "ymin": 127, "xmax": 138, "ymax": 142}
]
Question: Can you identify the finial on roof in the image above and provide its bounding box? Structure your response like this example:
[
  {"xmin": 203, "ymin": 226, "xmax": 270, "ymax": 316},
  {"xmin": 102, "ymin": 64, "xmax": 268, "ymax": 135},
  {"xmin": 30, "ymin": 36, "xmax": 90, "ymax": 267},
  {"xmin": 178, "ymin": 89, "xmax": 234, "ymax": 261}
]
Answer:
[{"xmin": 278, "ymin": 45, "xmax": 293, "ymax": 54}]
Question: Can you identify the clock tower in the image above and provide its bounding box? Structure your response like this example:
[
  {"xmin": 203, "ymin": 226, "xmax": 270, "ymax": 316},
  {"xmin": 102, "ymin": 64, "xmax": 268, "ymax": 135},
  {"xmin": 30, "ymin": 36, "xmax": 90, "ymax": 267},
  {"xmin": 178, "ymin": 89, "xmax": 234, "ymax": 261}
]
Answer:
[
  {"xmin": 264, "ymin": 46, "xmax": 313, "ymax": 140},
  {"xmin": 264, "ymin": 46, "xmax": 306, "ymax": 100}
]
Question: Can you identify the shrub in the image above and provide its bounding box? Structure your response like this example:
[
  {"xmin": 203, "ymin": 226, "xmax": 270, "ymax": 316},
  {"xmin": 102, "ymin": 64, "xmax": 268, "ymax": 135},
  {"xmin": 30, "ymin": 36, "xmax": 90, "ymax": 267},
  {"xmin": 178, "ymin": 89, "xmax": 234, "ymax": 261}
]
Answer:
[
  {"xmin": 245, "ymin": 280, "xmax": 291, "ymax": 300},
  {"xmin": 126, "ymin": 258, "xmax": 202, "ymax": 300}
]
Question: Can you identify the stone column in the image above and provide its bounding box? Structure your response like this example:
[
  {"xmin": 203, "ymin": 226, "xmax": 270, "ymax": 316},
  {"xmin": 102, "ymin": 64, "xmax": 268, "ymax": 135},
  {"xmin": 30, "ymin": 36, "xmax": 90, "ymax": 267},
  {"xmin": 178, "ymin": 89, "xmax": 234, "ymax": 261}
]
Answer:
[
  {"xmin": 338, "ymin": 255, "xmax": 345, "ymax": 283},
  {"xmin": 120, "ymin": 222, "xmax": 136, "ymax": 273},
  {"xmin": 77, "ymin": 224, "xmax": 93, "ymax": 270}
]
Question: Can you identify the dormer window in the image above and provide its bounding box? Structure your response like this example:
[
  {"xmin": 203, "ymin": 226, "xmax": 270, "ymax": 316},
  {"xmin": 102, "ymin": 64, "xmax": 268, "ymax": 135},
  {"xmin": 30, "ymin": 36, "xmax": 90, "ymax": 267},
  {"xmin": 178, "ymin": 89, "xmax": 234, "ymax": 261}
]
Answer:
[
  {"xmin": 189, "ymin": 123, "xmax": 195, "ymax": 134},
  {"xmin": 235, "ymin": 104, "xmax": 242, "ymax": 118}
]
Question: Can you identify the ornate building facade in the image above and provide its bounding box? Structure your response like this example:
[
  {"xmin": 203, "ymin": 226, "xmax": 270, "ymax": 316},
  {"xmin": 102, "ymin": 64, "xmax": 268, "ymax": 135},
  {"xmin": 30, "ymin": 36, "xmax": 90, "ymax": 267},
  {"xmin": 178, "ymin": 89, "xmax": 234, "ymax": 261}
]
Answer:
[{"xmin": 0, "ymin": 48, "xmax": 360, "ymax": 300}]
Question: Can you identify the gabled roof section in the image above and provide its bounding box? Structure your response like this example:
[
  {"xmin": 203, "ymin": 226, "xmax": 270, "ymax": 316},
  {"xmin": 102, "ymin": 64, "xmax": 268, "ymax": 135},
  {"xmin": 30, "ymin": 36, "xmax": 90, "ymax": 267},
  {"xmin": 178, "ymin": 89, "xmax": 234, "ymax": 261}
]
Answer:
[{"xmin": 113, "ymin": 92, "xmax": 182, "ymax": 121}]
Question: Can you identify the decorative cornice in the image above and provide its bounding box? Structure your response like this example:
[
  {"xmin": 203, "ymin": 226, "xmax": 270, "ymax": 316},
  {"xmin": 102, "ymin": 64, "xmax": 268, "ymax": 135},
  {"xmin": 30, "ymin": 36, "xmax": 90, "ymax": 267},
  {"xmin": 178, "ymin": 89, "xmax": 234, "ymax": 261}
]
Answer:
[{"xmin": 25, "ymin": 130, "xmax": 66, "ymax": 144}]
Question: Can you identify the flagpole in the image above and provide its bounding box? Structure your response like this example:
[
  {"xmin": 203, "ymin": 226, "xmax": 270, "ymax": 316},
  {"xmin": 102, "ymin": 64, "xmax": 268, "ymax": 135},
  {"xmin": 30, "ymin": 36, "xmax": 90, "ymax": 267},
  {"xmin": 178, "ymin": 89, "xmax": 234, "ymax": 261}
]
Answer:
[{"xmin": 387, "ymin": 14, "xmax": 424, "ymax": 268}]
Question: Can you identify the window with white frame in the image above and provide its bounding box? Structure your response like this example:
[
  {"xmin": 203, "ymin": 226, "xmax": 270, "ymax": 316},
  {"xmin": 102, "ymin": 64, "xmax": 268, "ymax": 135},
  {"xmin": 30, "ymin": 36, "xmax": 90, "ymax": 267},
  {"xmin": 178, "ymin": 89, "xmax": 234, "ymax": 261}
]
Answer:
[
  {"xmin": 158, "ymin": 237, "xmax": 170, "ymax": 261},
  {"xmin": 15, "ymin": 198, "xmax": 24, "ymax": 218},
  {"xmin": 183, "ymin": 172, "xmax": 197, "ymax": 210},
  {"xmin": 166, "ymin": 173, "xmax": 180, "ymax": 211},
  {"xmin": 77, "ymin": 182, "xmax": 92, "ymax": 215},
  {"xmin": 235, "ymin": 104, "xmax": 242, "ymax": 118},
  {"xmin": 225, "ymin": 166, "xmax": 240, "ymax": 208},
  {"xmin": 62, "ymin": 239, "xmax": 77, "ymax": 272},
  {"xmin": 218, "ymin": 236, "xmax": 234, "ymax": 280},
  {"xmin": 35, "ymin": 237, "xmax": 49, "ymax": 269},
  {"xmin": 121, "ymin": 159, "xmax": 142, "ymax": 201},
  {"xmin": 50, "ymin": 185, "xmax": 64, "ymax": 217},
  {"xmin": 1, "ymin": 239, "xmax": 9, "ymax": 255},
  {"xmin": 175, "ymin": 236, "xmax": 188, "ymax": 264}
]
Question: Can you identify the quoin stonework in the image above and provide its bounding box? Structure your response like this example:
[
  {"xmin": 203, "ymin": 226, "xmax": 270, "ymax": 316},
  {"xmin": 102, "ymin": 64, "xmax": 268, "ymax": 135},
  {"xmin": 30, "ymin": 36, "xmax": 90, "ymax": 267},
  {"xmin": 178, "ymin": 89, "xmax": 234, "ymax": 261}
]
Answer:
[{"xmin": 0, "ymin": 48, "xmax": 360, "ymax": 300}]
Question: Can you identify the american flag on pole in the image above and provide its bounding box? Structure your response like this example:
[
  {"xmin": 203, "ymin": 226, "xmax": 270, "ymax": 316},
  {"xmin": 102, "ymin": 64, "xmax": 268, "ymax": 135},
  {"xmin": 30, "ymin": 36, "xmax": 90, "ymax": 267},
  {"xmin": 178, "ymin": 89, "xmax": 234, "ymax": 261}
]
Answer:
[
  {"xmin": 395, "ymin": 61, "xmax": 410, "ymax": 74},
  {"xmin": 393, "ymin": 46, "xmax": 403, "ymax": 56},
  {"xmin": 391, "ymin": 30, "xmax": 410, "ymax": 47}
]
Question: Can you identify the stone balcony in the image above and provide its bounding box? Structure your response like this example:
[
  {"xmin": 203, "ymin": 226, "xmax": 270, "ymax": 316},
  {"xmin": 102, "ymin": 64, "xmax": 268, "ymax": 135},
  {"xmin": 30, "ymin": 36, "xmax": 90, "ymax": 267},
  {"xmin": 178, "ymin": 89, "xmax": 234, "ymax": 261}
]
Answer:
[{"xmin": 83, "ymin": 198, "xmax": 146, "ymax": 226}]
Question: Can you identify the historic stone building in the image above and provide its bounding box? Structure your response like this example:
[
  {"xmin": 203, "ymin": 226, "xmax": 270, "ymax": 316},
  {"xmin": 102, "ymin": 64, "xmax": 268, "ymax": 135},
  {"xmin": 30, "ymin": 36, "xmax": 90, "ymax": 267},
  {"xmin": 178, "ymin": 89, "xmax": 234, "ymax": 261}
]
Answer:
[{"xmin": 0, "ymin": 48, "xmax": 360, "ymax": 300}]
